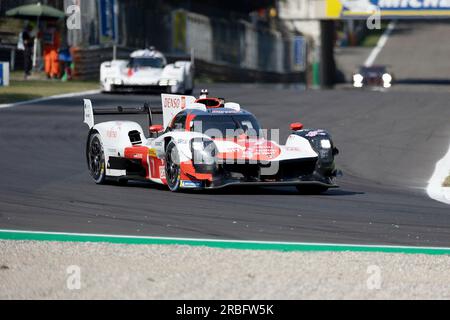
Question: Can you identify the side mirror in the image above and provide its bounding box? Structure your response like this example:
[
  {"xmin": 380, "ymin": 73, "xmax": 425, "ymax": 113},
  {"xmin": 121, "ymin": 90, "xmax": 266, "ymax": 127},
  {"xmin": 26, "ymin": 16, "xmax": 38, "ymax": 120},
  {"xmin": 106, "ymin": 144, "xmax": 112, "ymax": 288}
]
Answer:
[
  {"xmin": 290, "ymin": 122, "xmax": 304, "ymax": 131},
  {"xmin": 149, "ymin": 124, "xmax": 164, "ymax": 134}
]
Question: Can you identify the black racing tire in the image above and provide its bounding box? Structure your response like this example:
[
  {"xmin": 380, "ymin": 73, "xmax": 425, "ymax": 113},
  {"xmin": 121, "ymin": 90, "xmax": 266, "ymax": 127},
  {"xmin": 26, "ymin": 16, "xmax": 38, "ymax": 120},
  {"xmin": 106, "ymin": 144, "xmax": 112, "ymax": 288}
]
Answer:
[
  {"xmin": 296, "ymin": 185, "xmax": 329, "ymax": 195},
  {"xmin": 87, "ymin": 133, "xmax": 107, "ymax": 184},
  {"xmin": 165, "ymin": 141, "xmax": 181, "ymax": 192},
  {"xmin": 184, "ymin": 88, "xmax": 193, "ymax": 95}
]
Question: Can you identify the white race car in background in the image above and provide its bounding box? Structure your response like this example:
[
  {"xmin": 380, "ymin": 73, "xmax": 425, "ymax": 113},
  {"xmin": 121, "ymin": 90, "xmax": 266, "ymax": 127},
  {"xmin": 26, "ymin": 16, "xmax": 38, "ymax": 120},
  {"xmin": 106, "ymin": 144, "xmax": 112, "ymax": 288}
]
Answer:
[
  {"xmin": 353, "ymin": 65, "xmax": 393, "ymax": 89},
  {"xmin": 100, "ymin": 47, "xmax": 194, "ymax": 94}
]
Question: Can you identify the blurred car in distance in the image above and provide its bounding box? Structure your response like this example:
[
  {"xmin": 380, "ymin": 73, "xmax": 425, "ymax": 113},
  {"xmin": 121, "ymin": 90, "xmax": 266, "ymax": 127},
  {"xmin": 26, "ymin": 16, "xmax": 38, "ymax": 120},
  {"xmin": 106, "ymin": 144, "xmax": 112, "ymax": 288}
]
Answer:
[{"xmin": 352, "ymin": 65, "xmax": 394, "ymax": 89}]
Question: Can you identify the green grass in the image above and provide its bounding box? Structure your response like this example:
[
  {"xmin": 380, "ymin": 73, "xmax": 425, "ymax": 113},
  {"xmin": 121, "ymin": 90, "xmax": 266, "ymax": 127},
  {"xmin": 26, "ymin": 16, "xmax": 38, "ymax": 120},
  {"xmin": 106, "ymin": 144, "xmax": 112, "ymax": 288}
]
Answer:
[
  {"xmin": 360, "ymin": 23, "xmax": 389, "ymax": 47},
  {"xmin": 443, "ymin": 175, "xmax": 450, "ymax": 187},
  {"xmin": 0, "ymin": 73, "xmax": 98, "ymax": 104},
  {"xmin": 195, "ymin": 74, "xmax": 215, "ymax": 84}
]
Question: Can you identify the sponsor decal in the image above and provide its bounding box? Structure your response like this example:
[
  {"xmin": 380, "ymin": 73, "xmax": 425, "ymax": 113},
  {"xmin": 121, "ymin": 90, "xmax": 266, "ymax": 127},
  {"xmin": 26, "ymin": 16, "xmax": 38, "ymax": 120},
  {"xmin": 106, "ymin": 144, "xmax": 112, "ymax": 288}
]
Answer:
[
  {"xmin": 215, "ymin": 138, "xmax": 281, "ymax": 161},
  {"xmin": 161, "ymin": 94, "xmax": 196, "ymax": 128},
  {"xmin": 159, "ymin": 166, "xmax": 166, "ymax": 179},
  {"xmin": 148, "ymin": 148, "xmax": 157, "ymax": 158},
  {"xmin": 106, "ymin": 129, "xmax": 118, "ymax": 138},
  {"xmin": 222, "ymin": 147, "xmax": 242, "ymax": 153},
  {"xmin": 210, "ymin": 110, "xmax": 237, "ymax": 114},
  {"xmin": 180, "ymin": 180, "xmax": 202, "ymax": 188},
  {"xmin": 163, "ymin": 96, "xmax": 181, "ymax": 109},
  {"xmin": 305, "ymin": 130, "xmax": 326, "ymax": 137}
]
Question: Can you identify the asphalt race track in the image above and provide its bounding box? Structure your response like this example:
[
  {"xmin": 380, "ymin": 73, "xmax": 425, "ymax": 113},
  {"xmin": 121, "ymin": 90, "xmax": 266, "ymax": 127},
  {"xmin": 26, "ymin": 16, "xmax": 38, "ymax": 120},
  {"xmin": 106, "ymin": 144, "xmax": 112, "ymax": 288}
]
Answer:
[{"xmin": 1, "ymin": 84, "xmax": 450, "ymax": 246}]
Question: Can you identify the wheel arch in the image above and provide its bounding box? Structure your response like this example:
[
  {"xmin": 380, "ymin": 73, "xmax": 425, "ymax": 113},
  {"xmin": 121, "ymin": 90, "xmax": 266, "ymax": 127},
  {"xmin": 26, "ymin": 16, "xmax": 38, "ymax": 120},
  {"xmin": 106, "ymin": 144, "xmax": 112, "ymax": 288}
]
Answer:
[
  {"xmin": 164, "ymin": 136, "xmax": 173, "ymax": 152},
  {"xmin": 86, "ymin": 128, "xmax": 100, "ymax": 168}
]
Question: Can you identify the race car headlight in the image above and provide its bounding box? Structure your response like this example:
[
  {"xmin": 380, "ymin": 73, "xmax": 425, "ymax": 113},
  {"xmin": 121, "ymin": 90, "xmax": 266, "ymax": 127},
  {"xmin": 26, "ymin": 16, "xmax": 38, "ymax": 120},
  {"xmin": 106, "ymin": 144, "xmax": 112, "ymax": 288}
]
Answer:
[
  {"xmin": 353, "ymin": 74, "xmax": 363, "ymax": 82},
  {"xmin": 382, "ymin": 73, "xmax": 392, "ymax": 88},
  {"xmin": 320, "ymin": 139, "xmax": 332, "ymax": 149},
  {"xmin": 168, "ymin": 79, "xmax": 178, "ymax": 86},
  {"xmin": 353, "ymin": 74, "xmax": 363, "ymax": 88},
  {"xmin": 191, "ymin": 138, "xmax": 217, "ymax": 165},
  {"xmin": 382, "ymin": 73, "xmax": 392, "ymax": 83},
  {"xmin": 309, "ymin": 137, "xmax": 334, "ymax": 163},
  {"xmin": 159, "ymin": 79, "xmax": 169, "ymax": 86}
]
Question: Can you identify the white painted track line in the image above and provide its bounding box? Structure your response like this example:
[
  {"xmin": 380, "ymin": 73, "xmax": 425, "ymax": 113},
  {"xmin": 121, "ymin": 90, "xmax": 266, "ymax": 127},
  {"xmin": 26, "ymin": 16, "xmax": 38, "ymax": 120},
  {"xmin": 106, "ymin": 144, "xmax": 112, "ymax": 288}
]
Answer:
[
  {"xmin": 0, "ymin": 89, "xmax": 100, "ymax": 109},
  {"xmin": 364, "ymin": 21, "xmax": 396, "ymax": 67}
]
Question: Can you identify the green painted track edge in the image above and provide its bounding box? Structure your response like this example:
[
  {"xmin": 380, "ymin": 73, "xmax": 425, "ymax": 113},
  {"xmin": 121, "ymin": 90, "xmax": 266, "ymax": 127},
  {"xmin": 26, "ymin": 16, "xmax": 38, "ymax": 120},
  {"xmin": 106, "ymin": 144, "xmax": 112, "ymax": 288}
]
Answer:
[{"xmin": 1, "ymin": 230, "xmax": 450, "ymax": 255}]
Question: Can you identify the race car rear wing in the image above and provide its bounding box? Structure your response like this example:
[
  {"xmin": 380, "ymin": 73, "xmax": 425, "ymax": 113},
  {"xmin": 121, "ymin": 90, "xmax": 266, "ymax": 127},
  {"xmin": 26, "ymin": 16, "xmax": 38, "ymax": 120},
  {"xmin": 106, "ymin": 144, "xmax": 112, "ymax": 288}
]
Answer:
[{"xmin": 83, "ymin": 99, "xmax": 162, "ymax": 134}]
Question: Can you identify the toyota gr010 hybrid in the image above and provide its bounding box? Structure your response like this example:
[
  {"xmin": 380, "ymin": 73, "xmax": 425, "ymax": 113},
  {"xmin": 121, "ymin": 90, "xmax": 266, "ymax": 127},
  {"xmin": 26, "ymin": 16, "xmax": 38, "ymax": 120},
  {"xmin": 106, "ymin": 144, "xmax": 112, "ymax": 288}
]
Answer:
[
  {"xmin": 83, "ymin": 91, "xmax": 340, "ymax": 193},
  {"xmin": 100, "ymin": 47, "xmax": 194, "ymax": 94}
]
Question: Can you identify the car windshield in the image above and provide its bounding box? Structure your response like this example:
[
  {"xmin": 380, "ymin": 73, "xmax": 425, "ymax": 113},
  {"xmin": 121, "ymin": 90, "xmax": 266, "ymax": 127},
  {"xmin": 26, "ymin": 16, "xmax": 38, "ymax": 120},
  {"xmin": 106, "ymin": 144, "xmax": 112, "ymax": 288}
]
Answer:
[
  {"xmin": 360, "ymin": 66, "xmax": 386, "ymax": 74},
  {"xmin": 191, "ymin": 115, "xmax": 262, "ymax": 138},
  {"xmin": 129, "ymin": 57, "xmax": 165, "ymax": 68}
]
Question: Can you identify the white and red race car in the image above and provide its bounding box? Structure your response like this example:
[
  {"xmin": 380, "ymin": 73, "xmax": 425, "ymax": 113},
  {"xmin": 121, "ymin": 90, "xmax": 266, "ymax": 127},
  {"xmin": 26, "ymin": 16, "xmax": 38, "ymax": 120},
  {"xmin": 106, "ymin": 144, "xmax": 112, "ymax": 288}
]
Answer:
[
  {"xmin": 83, "ymin": 91, "xmax": 340, "ymax": 193},
  {"xmin": 100, "ymin": 47, "xmax": 194, "ymax": 94}
]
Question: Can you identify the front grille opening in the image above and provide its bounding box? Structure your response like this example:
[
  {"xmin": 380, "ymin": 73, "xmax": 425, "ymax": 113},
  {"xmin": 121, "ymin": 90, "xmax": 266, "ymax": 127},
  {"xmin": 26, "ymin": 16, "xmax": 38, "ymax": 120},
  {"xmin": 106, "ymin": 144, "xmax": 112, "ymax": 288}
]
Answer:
[
  {"xmin": 269, "ymin": 159, "xmax": 317, "ymax": 180},
  {"xmin": 126, "ymin": 159, "xmax": 146, "ymax": 177},
  {"xmin": 221, "ymin": 164, "xmax": 260, "ymax": 181},
  {"xmin": 219, "ymin": 158, "xmax": 318, "ymax": 182}
]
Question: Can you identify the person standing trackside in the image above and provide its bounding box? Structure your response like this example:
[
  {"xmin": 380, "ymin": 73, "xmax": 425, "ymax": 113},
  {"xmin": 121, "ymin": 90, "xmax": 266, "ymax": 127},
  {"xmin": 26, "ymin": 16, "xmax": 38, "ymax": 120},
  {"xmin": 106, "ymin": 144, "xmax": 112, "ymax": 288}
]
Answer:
[
  {"xmin": 20, "ymin": 25, "xmax": 34, "ymax": 80},
  {"xmin": 43, "ymin": 22, "xmax": 61, "ymax": 79}
]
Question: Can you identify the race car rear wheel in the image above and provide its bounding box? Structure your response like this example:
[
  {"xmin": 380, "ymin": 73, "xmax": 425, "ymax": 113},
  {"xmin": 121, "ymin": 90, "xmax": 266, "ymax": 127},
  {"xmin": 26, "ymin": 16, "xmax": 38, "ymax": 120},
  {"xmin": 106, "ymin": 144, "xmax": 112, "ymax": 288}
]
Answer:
[
  {"xmin": 87, "ymin": 133, "xmax": 106, "ymax": 184},
  {"xmin": 165, "ymin": 141, "xmax": 181, "ymax": 192},
  {"xmin": 296, "ymin": 185, "xmax": 329, "ymax": 195}
]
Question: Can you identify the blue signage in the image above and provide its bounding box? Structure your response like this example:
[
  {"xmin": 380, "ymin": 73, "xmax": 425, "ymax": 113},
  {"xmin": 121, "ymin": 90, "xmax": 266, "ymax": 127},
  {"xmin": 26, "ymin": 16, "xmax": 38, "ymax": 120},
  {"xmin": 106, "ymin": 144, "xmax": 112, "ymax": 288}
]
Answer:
[
  {"xmin": 0, "ymin": 63, "xmax": 3, "ymax": 86},
  {"xmin": 293, "ymin": 36, "xmax": 305, "ymax": 68},
  {"xmin": 98, "ymin": 0, "xmax": 116, "ymax": 42}
]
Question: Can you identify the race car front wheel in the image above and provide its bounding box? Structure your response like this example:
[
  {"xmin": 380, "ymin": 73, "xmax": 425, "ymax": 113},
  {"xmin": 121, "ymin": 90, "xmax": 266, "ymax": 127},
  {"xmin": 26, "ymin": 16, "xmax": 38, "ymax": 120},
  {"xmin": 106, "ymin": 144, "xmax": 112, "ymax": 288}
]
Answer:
[
  {"xmin": 87, "ymin": 133, "xmax": 106, "ymax": 184},
  {"xmin": 165, "ymin": 141, "xmax": 181, "ymax": 192}
]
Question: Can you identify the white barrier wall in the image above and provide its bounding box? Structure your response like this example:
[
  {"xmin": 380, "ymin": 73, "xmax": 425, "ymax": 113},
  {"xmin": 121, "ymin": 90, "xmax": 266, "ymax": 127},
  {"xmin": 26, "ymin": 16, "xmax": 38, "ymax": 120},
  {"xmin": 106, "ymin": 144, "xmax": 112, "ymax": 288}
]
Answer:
[
  {"xmin": 274, "ymin": 31, "xmax": 284, "ymax": 73},
  {"xmin": 174, "ymin": 10, "xmax": 305, "ymax": 74},
  {"xmin": 241, "ymin": 21, "xmax": 258, "ymax": 70},
  {"xmin": 186, "ymin": 12, "xmax": 213, "ymax": 62}
]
